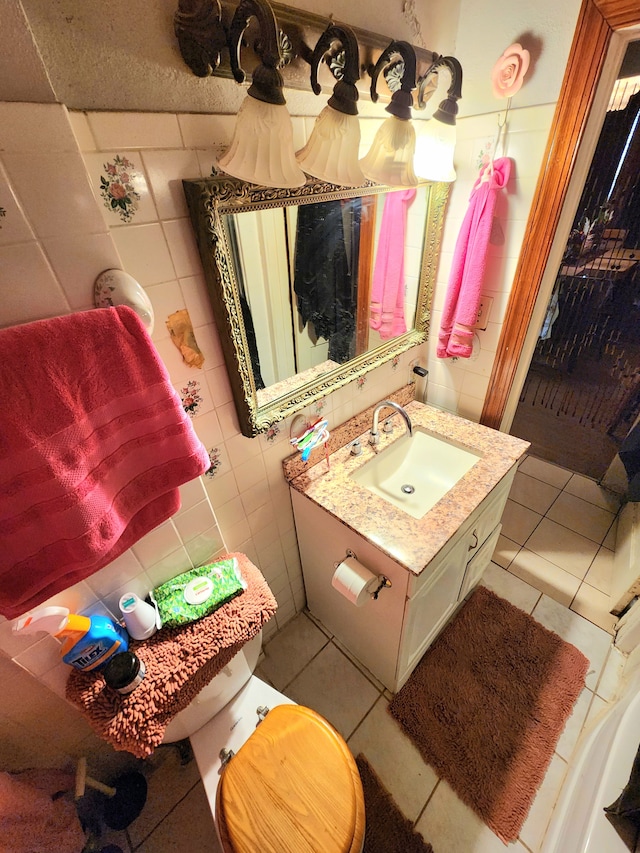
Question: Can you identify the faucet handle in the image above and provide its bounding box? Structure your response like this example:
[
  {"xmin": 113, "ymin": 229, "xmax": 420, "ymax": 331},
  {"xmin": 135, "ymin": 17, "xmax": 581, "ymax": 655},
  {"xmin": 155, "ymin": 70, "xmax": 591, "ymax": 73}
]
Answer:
[
  {"xmin": 350, "ymin": 439, "xmax": 362, "ymax": 456},
  {"xmin": 383, "ymin": 417, "xmax": 394, "ymax": 434}
]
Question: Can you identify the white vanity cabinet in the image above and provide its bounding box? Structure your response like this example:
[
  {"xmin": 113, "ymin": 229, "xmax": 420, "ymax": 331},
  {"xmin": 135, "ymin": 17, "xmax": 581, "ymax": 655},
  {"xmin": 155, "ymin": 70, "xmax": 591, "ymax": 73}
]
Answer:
[{"xmin": 291, "ymin": 463, "xmax": 516, "ymax": 693}]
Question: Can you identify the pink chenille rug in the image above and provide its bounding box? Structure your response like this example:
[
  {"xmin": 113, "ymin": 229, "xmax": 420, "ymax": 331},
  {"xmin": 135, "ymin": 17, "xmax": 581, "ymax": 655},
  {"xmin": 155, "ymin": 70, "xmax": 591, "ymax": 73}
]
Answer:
[{"xmin": 389, "ymin": 586, "xmax": 589, "ymax": 843}]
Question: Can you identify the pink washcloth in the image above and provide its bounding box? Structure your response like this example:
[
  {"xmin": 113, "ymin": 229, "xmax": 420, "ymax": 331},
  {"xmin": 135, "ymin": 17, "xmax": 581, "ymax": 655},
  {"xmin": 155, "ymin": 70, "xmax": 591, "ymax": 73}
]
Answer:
[
  {"xmin": 370, "ymin": 188, "xmax": 416, "ymax": 340},
  {"xmin": 0, "ymin": 769, "xmax": 85, "ymax": 853},
  {"xmin": 437, "ymin": 157, "xmax": 512, "ymax": 358},
  {"xmin": 66, "ymin": 554, "xmax": 278, "ymax": 757},
  {"xmin": 0, "ymin": 306, "xmax": 210, "ymax": 618}
]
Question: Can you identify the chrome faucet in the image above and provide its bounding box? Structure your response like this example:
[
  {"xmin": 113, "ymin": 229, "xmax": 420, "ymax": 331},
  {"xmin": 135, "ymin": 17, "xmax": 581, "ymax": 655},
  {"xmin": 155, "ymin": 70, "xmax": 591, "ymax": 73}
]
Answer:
[{"xmin": 369, "ymin": 400, "xmax": 413, "ymax": 445}]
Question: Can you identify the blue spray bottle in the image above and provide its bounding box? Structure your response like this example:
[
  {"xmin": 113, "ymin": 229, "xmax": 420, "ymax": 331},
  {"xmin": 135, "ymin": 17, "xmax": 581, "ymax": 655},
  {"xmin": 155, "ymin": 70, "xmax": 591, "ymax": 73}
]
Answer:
[{"xmin": 14, "ymin": 606, "xmax": 129, "ymax": 672}]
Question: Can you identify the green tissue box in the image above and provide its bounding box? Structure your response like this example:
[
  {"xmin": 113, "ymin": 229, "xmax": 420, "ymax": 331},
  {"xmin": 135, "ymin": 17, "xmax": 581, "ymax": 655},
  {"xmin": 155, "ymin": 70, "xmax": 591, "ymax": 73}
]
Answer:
[{"xmin": 150, "ymin": 558, "xmax": 246, "ymax": 628}]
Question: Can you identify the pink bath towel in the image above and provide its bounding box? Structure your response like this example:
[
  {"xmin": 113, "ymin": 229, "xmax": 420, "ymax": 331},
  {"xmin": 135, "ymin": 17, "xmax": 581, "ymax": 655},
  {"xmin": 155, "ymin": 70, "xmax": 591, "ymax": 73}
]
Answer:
[
  {"xmin": 0, "ymin": 769, "xmax": 85, "ymax": 853},
  {"xmin": 370, "ymin": 188, "xmax": 416, "ymax": 340},
  {"xmin": 0, "ymin": 306, "xmax": 210, "ymax": 618},
  {"xmin": 437, "ymin": 157, "xmax": 512, "ymax": 358}
]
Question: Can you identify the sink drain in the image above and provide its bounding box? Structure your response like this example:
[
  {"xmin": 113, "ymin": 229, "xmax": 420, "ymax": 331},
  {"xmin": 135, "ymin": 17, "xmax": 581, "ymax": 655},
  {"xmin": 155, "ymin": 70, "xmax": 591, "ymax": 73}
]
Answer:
[{"xmin": 401, "ymin": 484, "xmax": 415, "ymax": 494}]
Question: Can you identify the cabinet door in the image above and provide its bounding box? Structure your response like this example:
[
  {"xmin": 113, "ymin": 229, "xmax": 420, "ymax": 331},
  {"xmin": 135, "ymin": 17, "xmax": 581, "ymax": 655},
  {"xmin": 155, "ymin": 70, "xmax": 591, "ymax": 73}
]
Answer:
[
  {"xmin": 459, "ymin": 523, "xmax": 502, "ymax": 601},
  {"xmin": 396, "ymin": 536, "xmax": 468, "ymax": 691}
]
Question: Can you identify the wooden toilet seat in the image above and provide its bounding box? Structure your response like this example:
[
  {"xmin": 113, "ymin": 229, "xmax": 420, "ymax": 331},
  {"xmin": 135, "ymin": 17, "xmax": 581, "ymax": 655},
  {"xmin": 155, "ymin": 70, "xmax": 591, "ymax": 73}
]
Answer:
[{"xmin": 216, "ymin": 703, "xmax": 365, "ymax": 853}]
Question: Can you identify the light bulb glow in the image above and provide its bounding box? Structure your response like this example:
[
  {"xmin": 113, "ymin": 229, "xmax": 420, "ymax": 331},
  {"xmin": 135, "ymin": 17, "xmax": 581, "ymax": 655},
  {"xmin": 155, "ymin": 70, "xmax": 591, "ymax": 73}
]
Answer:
[
  {"xmin": 359, "ymin": 116, "xmax": 418, "ymax": 187},
  {"xmin": 414, "ymin": 120, "xmax": 457, "ymax": 183}
]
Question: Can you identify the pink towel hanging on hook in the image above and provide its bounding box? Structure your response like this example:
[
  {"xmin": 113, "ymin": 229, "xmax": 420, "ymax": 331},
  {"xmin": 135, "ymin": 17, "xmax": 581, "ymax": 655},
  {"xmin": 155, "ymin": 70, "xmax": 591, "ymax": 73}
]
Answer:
[
  {"xmin": 370, "ymin": 188, "xmax": 416, "ymax": 340},
  {"xmin": 437, "ymin": 157, "xmax": 512, "ymax": 358}
]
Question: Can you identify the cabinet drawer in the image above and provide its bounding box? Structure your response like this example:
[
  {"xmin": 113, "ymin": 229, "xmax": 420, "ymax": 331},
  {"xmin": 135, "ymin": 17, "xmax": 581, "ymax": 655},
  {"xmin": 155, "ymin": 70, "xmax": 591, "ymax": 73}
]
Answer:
[
  {"xmin": 465, "ymin": 469, "xmax": 515, "ymax": 555},
  {"xmin": 407, "ymin": 463, "xmax": 517, "ymax": 599}
]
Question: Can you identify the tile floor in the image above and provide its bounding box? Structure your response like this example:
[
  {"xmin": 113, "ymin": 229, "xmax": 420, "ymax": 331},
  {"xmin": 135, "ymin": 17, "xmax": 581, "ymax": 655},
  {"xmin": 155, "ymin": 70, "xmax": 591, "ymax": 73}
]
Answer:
[{"xmin": 100, "ymin": 455, "xmax": 626, "ymax": 853}]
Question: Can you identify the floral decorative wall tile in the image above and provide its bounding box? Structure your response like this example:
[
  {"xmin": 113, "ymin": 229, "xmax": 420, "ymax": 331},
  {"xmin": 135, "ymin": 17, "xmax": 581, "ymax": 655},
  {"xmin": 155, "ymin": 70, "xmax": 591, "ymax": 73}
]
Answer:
[
  {"xmin": 196, "ymin": 149, "xmax": 226, "ymax": 178},
  {"xmin": 264, "ymin": 424, "xmax": 280, "ymax": 443},
  {"xmin": 179, "ymin": 378, "xmax": 204, "ymax": 418},
  {"xmin": 84, "ymin": 151, "xmax": 158, "ymax": 226},
  {"xmin": 176, "ymin": 373, "xmax": 215, "ymax": 420},
  {"xmin": 475, "ymin": 137, "xmax": 496, "ymax": 171},
  {"xmin": 100, "ymin": 155, "xmax": 141, "ymax": 222},
  {"xmin": 204, "ymin": 447, "xmax": 222, "ymax": 477}
]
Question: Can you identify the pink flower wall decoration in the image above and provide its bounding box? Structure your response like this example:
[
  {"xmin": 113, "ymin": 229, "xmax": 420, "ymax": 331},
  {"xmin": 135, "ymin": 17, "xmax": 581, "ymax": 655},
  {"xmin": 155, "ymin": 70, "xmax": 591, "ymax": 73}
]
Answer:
[{"xmin": 491, "ymin": 43, "xmax": 530, "ymax": 99}]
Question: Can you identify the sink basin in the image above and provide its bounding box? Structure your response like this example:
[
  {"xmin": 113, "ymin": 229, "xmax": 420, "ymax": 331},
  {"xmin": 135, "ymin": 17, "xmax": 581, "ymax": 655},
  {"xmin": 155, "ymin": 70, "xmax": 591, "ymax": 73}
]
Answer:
[{"xmin": 351, "ymin": 427, "xmax": 481, "ymax": 519}]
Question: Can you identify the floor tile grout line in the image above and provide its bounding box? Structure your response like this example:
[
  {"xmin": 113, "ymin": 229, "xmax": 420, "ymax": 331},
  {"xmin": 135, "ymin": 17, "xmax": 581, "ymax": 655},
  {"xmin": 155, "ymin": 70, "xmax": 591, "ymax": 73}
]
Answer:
[
  {"xmin": 276, "ymin": 634, "xmax": 332, "ymax": 694},
  {"xmin": 412, "ymin": 776, "xmax": 440, "ymax": 829},
  {"xmin": 525, "ymin": 512, "xmax": 611, "ymax": 550},
  {"xmin": 130, "ymin": 776, "xmax": 202, "ymax": 851},
  {"xmin": 330, "ymin": 635, "xmax": 387, "ymax": 694},
  {"xmin": 520, "ymin": 466, "xmax": 622, "ymax": 513},
  {"xmin": 346, "ymin": 692, "xmax": 386, "ymax": 750}
]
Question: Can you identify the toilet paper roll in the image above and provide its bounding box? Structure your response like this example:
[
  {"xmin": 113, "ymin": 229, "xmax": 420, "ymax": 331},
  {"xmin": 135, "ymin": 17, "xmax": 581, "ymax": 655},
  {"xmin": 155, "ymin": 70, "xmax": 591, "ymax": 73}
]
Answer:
[{"xmin": 331, "ymin": 557, "xmax": 378, "ymax": 607}]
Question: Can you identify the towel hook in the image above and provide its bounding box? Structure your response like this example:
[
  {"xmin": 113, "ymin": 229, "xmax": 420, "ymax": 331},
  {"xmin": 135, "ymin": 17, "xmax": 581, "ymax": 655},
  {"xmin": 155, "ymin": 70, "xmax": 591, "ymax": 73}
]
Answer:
[
  {"xmin": 94, "ymin": 269, "xmax": 155, "ymax": 335},
  {"xmin": 489, "ymin": 96, "xmax": 511, "ymax": 170}
]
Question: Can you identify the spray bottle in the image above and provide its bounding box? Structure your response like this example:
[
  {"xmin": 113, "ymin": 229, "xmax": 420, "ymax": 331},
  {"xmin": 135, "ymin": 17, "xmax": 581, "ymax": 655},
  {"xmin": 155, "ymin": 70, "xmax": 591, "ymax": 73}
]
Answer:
[{"xmin": 14, "ymin": 606, "xmax": 129, "ymax": 672}]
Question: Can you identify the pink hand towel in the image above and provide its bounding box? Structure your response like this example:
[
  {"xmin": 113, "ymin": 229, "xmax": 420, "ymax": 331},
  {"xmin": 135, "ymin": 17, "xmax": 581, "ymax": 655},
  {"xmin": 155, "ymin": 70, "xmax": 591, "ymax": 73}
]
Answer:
[
  {"xmin": 0, "ymin": 306, "xmax": 210, "ymax": 618},
  {"xmin": 370, "ymin": 188, "xmax": 416, "ymax": 340},
  {"xmin": 437, "ymin": 157, "xmax": 512, "ymax": 358}
]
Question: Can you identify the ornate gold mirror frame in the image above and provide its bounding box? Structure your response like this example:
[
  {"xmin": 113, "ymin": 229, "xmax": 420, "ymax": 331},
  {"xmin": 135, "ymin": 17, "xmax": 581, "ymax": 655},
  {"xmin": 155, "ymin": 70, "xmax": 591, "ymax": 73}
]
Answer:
[{"xmin": 183, "ymin": 176, "xmax": 449, "ymax": 436}]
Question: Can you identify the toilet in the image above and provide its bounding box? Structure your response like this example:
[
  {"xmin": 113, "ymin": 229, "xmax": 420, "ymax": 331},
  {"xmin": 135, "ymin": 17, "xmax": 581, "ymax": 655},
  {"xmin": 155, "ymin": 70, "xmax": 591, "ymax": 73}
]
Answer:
[{"xmin": 162, "ymin": 631, "xmax": 365, "ymax": 852}]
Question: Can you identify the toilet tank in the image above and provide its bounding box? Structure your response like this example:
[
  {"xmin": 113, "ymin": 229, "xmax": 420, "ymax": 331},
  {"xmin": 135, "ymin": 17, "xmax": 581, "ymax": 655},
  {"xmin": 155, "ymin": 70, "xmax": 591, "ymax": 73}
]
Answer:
[{"xmin": 162, "ymin": 630, "xmax": 262, "ymax": 743}]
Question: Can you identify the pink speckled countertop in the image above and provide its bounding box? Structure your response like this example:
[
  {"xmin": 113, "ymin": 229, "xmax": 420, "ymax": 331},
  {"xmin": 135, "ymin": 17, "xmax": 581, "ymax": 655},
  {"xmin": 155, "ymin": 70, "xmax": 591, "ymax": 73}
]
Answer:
[{"xmin": 287, "ymin": 400, "xmax": 529, "ymax": 575}]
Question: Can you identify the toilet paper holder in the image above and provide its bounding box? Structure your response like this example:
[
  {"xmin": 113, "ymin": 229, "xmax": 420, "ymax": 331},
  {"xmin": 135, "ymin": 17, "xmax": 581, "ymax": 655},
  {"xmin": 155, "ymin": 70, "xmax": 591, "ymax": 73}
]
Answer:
[
  {"xmin": 335, "ymin": 549, "xmax": 392, "ymax": 600},
  {"xmin": 371, "ymin": 575, "xmax": 392, "ymax": 599}
]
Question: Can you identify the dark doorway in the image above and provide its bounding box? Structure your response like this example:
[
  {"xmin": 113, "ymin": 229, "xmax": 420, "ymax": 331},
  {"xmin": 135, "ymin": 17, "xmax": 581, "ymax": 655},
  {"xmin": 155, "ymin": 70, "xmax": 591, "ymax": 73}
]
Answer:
[{"xmin": 510, "ymin": 61, "xmax": 640, "ymax": 480}]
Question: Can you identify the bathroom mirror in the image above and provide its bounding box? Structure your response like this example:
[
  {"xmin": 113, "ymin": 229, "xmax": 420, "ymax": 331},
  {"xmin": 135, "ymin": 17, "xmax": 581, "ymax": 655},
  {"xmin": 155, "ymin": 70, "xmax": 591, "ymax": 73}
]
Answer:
[{"xmin": 183, "ymin": 175, "xmax": 449, "ymax": 436}]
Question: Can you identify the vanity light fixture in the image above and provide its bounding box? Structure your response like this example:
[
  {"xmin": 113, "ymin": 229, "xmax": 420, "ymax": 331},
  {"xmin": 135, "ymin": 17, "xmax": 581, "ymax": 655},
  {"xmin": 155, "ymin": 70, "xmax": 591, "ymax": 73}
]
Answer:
[
  {"xmin": 296, "ymin": 23, "xmax": 365, "ymax": 188},
  {"xmin": 360, "ymin": 40, "xmax": 419, "ymax": 188},
  {"xmin": 217, "ymin": 0, "xmax": 306, "ymax": 188},
  {"xmin": 414, "ymin": 55, "xmax": 463, "ymax": 183}
]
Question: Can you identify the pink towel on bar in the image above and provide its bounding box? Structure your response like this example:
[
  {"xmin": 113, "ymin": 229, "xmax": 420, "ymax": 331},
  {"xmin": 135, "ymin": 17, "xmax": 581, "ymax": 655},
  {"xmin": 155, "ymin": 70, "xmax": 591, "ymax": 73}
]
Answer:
[
  {"xmin": 370, "ymin": 188, "xmax": 416, "ymax": 340},
  {"xmin": 0, "ymin": 306, "xmax": 210, "ymax": 619},
  {"xmin": 437, "ymin": 157, "xmax": 512, "ymax": 358}
]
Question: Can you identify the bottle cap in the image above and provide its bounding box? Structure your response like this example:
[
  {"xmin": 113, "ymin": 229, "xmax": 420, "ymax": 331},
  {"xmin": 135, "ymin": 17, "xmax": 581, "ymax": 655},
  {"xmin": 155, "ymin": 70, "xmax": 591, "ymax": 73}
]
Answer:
[{"xmin": 103, "ymin": 651, "xmax": 145, "ymax": 694}]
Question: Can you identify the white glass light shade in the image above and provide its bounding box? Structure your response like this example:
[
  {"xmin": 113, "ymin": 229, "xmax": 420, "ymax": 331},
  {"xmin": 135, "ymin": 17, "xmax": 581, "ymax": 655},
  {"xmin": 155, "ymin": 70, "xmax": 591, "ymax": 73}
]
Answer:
[
  {"xmin": 414, "ymin": 119, "xmax": 457, "ymax": 182},
  {"xmin": 218, "ymin": 96, "xmax": 306, "ymax": 189},
  {"xmin": 296, "ymin": 106, "xmax": 365, "ymax": 188},
  {"xmin": 359, "ymin": 115, "xmax": 418, "ymax": 187}
]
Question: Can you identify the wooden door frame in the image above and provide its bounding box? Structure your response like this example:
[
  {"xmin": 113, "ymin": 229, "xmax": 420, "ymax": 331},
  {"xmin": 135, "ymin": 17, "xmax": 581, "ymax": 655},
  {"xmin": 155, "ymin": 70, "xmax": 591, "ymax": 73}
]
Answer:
[{"xmin": 481, "ymin": 0, "xmax": 640, "ymax": 430}]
